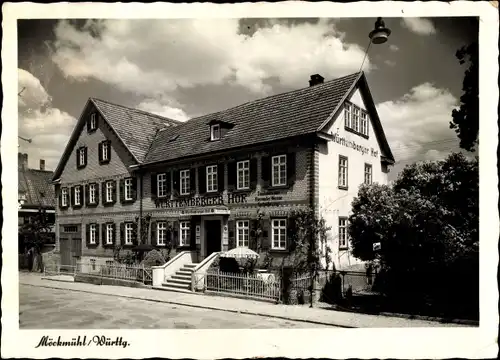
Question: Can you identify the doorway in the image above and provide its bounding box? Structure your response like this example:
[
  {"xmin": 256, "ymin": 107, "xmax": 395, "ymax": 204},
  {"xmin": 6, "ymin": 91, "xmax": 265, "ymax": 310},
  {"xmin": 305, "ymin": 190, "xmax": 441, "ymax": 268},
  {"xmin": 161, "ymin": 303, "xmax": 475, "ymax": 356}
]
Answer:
[{"xmin": 205, "ymin": 220, "xmax": 221, "ymax": 256}]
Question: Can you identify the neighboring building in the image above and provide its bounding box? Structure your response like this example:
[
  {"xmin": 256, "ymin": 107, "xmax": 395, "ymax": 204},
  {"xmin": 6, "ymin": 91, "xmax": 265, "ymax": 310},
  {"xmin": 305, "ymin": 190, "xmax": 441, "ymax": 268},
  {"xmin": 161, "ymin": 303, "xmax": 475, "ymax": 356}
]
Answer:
[{"xmin": 51, "ymin": 71, "xmax": 394, "ymax": 271}]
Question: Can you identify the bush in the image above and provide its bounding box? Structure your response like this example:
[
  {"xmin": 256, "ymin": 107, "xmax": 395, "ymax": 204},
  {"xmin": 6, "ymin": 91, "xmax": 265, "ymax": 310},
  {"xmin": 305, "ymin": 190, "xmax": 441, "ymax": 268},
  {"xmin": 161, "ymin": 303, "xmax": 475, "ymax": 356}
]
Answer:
[
  {"xmin": 321, "ymin": 272, "xmax": 343, "ymax": 304},
  {"xmin": 141, "ymin": 250, "xmax": 166, "ymax": 267},
  {"xmin": 218, "ymin": 257, "xmax": 240, "ymax": 273}
]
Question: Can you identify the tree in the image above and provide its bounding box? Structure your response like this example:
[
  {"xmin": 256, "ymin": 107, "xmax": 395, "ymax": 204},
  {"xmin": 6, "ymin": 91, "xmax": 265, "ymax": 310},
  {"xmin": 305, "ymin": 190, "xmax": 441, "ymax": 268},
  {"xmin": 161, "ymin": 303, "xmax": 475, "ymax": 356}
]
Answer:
[
  {"xmin": 19, "ymin": 207, "xmax": 53, "ymax": 272},
  {"xmin": 449, "ymin": 41, "xmax": 479, "ymax": 152}
]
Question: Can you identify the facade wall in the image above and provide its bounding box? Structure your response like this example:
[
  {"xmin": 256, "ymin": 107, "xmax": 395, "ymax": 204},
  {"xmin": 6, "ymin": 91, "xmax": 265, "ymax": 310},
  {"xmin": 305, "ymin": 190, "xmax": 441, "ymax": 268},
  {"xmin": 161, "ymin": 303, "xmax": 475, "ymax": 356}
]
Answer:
[{"xmin": 318, "ymin": 87, "xmax": 390, "ymax": 270}]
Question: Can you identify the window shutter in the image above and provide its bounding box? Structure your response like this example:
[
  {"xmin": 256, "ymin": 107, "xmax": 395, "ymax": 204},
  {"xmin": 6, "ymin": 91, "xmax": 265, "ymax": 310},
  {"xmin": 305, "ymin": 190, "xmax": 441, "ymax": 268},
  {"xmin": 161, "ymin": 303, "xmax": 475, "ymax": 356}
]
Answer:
[
  {"xmin": 227, "ymin": 161, "xmax": 236, "ymax": 191},
  {"xmin": 198, "ymin": 166, "xmax": 206, "ymax": 194},
  {"xmin": 173, "ymin": 170, "xmax": 180, "ymax": 196},
  {"xmin": 95, "ymin": 224, "xmax": 100, "ymax": 246},
  {"xmin": 112, "ymin": 180, "xmax": 117, "ymax": 203},
  {"xmin": 190, "ymin": 218, "xmax": 196, "ymax": 247},
  {"xmin": 58, "ymin": 186, "xmax": 63, "ymax": 209},
  {"xmin": 166, "ymin": 171, "xmax": 172, "ymax": 195},
  {"xmin": 85, "ymin": 224, "xmax": 90, "ymax": 247},
  {"xmin": 250, "ymin": 220, "xmax": 258, "ymax": 251},
  {"xmin": 95, "ymin": 183, "xmax": 100, "ymax": 206},
  {"xmin": 151, "ymin": 173, "xmax": 157, "ymax": 200},
  {"xmin": 95, "ymin": 113, "xmax": 99, "ymax": 129},
  {"xmin": 84, "ymin": 184, "xmax": 89, "ymax": 206},
  {"xmin": 172, "ymin": 220, "xmax": 179, "ymax": 247},
  {"xmin": 84, "ymin": 147, "xmax": 88, "ymax": 166},
  {"xmin": 287, "ymin": 152, "xmax": 296, "ymax": 187},
  {"xmin": 101, "ymin": 224, "xmax": 106, "ymax": 245},
  {"xmin": 70, "ymin": 187, "xmax": 75, "ymax": 207},
  {"xmin": 120, "ymin": 222, "xmax": 124, "ymax": 246},
  {"xmin": 86, "ymin": 118, "xmax": 91, "ymax": 132},
  {"xmin": 190, "ymin": 168, "xmax": 196, "ymax": 195},
  {"xmin": 151, "ymin": 221, "xmax": 157, "ymax": 246},
  {"xmin": 261, "ymin": 218, "xmax": 271, "ymax": 250},
  {"xmin": 75, "ymin": 149, "xmax": 79, "ymax": 168},
  {"xmin": 250, "ymin": 158, "xmax": 258, "ymax": 190},
  {"xmin": 112, "ymin": 223, "xmax": 117, "ymax": 245},
  {"xmin": 217, "ymin": 163, "xmax": 225, "ymax": 192},
  {"xmin": 107, "ymin": 141, "xmax": 112, "ymax": 162},
  {"xmin": 228, "ymin": 220, "xmax": 236, "ymax": 250},
  {"xmin": 132, "ymin": 222, "xmax": 138, "ymax": 245},
  {"xmin": 101, "ymin": 182, "xmax": 106, "ymax": 204},
  {"xmin": 132, "ymin": 177, "xmax": 138, "ymax": 201},
  {"xmin": 98, "ymin": 142, "xmax": 103, "ymax": 163},
  {"xmin": 261, "ymin": 156, "xmax": 271, "ymax": 188},
  {"xmin": 119, "ymin": 179, "xmax": 125, "ymax": 204}
]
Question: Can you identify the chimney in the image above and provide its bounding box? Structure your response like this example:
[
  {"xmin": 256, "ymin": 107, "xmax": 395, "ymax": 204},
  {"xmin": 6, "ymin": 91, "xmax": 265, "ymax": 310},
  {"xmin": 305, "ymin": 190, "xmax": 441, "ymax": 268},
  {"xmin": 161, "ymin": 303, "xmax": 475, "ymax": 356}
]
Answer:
[
  {"xmin": 40, "ymin": 159, "xmax": 46, "ymax": 171},
  {"xmin": 18, "ymin": 152, "xmax": 28, "ymax": 169},
  {"xmin": 309, "ymin": 74, "xmax": 325, "ymax": 87}
]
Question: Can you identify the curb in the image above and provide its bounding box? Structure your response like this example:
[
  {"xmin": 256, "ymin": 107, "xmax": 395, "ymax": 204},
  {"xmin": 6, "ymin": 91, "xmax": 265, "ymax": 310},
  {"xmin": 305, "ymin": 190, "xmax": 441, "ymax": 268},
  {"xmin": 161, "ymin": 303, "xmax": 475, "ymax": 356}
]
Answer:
[{"xmin": 21, "ymin": 282, "xmax": 353, "ymax": 328}]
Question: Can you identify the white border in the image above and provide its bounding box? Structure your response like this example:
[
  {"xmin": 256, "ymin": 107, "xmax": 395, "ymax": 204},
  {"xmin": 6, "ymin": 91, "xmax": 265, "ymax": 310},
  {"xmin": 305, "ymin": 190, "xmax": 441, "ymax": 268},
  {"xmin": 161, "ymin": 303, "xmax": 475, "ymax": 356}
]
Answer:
[{"xmin": 2, "ymin": 2, "xmax": 498, "ymax": 359}]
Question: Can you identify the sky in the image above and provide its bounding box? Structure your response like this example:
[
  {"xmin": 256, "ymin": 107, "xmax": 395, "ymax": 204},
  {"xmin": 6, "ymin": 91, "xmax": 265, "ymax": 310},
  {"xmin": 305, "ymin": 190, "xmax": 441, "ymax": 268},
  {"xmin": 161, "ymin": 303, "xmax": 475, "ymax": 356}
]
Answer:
[{"xmin": 17, "ymin": 17, "xmax": 478, "ymax": 179}]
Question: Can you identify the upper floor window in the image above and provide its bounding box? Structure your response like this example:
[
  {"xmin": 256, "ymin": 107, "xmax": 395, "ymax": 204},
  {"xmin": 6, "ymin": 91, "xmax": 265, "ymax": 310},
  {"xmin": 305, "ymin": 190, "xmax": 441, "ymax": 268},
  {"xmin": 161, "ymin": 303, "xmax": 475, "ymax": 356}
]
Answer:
[
  {"xmin": 272, "ymin": 155, "xmax": 287, "ymax": 187},
  {"xmin": 99, "ymin": 140, "xmax": 111, "ymax": 164},
  {"xmin": 345, "ymin": 102, "xmax": 369, "ymax": 137},
  {"xmin": 360, "ymin": 112, "xmax": 369, "ymax": 137},
  {"xmin": 157, "ymin": 173, "xmax": 167, "ymax": 198},
  {"xmin": 206, "ymin": 165, "xmax": 218, "ymax": 192},
  {"xmin": 124, "ymin": 178, "xmax": 133, "ymax": 201},
  {"xmin": 339, "ymin": 217, "xmax": 348, "ymax": 249},
  {"xmin": 90, "ymin": 113, "xmax": 97, "ymax": 131},
  {"xmin": 338, "ymin": 155, "xmax": 348, "ymax": 189},
  {"xmin": 106, "ymin": 223, "xmax": 114, "ymax": 245},
  {"xmin": 157, "ymin": 222, "xmax": 167, "ymax": 246},
  {"xmin": 61, "ymin": 188, "xmax": 68, "ymax": 207},
  {"xmin": 89, "ymin": 224, "xmax": 97, "ymax": 244},
  {"xmin": 271, "ymin": 219, "xmax": 287, "ymax": 250},
  {"xmin": 364, "ymin": 163, "xmax": 372, "ymax": 185},
  {"xmin": 89, "ymin": 184, "xmax": 96, "ymax": 204},
  {"xmin": 106, "ymin": 181, "xmax": 113, "ymax": 203},
  {"xmin": 236, "ymin": 220, "xmax": 250, "ymax": 247},
  {"xmin": 77, "ymin": 147, "xmax": 87, "ymax": 169},
  {"xmin": 74, "ymin": 186, "xmax": 82, "ymax": 206},
  {"xmin": 124, "ymin": 223, "xmax": 134, "ymax": 245},
  {"xmin": 179, "ymin": 221, "xmax": 190, "ymax": 246},
  {"xmin": 210, "ymin": 124, "xmax": 221, "ymax": 141},
  {"xmin": 180, "ymin": 170, "xmax": 190, "ymax": 195},
  {"xmin": 237, "ymin": 160, "xmax": 250, "ymax": 190}
]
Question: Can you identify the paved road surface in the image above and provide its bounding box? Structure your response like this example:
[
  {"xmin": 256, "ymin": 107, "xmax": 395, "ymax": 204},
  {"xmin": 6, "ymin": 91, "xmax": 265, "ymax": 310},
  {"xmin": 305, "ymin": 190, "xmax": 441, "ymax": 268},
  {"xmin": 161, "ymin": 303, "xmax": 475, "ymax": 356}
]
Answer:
[{"xmin": 19, "ymin": 284, "xmax": 332, "ymax": 329}]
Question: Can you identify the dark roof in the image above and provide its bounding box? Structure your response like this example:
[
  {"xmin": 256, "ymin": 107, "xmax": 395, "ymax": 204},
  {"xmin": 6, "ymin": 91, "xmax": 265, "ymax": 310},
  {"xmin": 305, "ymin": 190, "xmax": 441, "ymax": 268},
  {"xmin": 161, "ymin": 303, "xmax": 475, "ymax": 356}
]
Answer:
[
  {"xmin": 19, "ymin": 168, "xmax": 55, "ymax": 208},
  {"xmin": 90, "ymin": 98, "xmax": 181, "ymax": 162},
  {"xmin": 144, "ymin": 71, "xmax": 390, "ymax": 164}
]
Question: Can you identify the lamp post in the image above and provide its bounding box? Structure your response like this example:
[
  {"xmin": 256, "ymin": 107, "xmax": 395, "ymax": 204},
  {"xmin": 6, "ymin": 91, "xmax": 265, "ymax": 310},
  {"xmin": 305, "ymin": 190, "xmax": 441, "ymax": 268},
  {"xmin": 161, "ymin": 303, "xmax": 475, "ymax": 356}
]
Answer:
[{"xmin": 359, "ymin": 17, "xmax": 392, "ymax": 72}]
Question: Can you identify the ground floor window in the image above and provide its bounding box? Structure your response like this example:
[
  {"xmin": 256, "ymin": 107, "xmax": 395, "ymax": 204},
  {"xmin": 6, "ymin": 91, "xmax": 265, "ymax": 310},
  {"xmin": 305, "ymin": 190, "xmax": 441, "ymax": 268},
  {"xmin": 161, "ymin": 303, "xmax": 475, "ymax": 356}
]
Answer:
[
  {"xmin": 179, "ymin": 221, "xmax": 190, "ymax": 246},
  {"xmin": 236, "ymin": 220, "xmax": 249, "ymax": 247},
  {"xmin": 271, "ymin": 219, "xmax": 287, "ymax": 250},
  {"xmin": 157, "ymin": 222, "xmax": 167, "ymax": 246},
  {"xmin": 106, "ymin": 224, "xmax": 113, "ymax": 245},
  {"xmin": 89, "ymin": 224, "xmax": 97, "ymax": 244},
  {"xmin": 124, "ymin": 223, "xmax": 133, "ymax": 245}
]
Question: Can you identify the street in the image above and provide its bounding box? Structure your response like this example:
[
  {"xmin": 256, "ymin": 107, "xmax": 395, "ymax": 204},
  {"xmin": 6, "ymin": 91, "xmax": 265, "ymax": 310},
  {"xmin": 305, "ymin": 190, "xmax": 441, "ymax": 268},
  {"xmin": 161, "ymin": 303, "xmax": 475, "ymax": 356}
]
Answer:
[{"xmin": 19, "ymin": 284, "xmax": 331, "ymax": 329}]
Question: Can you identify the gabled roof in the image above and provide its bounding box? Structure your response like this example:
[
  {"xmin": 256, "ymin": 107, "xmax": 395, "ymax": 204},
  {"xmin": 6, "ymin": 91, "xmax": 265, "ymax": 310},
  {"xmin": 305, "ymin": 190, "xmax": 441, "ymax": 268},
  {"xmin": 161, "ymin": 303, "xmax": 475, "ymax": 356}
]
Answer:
[
  {"xmin": 19, "ymin": 167, "xmax": 55, "ymax": 208},
  {"xmin": 144, "ymin": 71, "xmax": 394, "ymax": 165},
  {"xmin": 52, "ymin": 98, "xmax": 180, "ymax": 181}
]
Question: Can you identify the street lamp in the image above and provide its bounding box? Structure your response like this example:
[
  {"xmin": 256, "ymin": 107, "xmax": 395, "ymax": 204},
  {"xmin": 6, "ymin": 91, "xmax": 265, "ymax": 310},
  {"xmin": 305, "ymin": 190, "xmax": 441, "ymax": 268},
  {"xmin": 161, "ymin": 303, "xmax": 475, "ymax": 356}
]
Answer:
[{"xmin": 359, "ymin": 17, "xmax": 392, "ymax": 72}]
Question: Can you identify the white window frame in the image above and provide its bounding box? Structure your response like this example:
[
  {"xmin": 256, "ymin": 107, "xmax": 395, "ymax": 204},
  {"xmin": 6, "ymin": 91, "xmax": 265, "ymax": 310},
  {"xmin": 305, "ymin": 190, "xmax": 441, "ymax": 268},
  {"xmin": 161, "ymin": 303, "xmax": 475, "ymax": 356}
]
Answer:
[
  {"xmin": 79, "ymin": 148, "xmax": 85, "ymax": 167},
  {"xmin": 124, "ymin": 178, "xmax": 133, "ymax": 200},
  {"xmin": 74, "ymin": 186, "xmax": 81, "ymax": 206},
  {"xmin": 237, "ymin": 160, "xmax": 250, "ymax": 190},
  {"xmin": 106, "ymin": 181, "xmax": 113, "ymax": 203},
  {"xmin": 339, "ymin": 217, "xmax": 348, "ymax": 249},
  {"xmin": 89, "ymin": 184, "xmax": 96, "ymax": 204},
  {"xmin": 364, "ymin": 163, "xmax": 373, "ymax": 185},
  {"xmin": 106, "ymin": 223, "xmax": 113, "ymax": 245},
  {"xmin": 124, "ymin": 223, "xmax": 133, "ymax": 245},
  {"xmin": 90, "ymin": 113, "xmax": 97, "ymax": 130},
  {"xmin": 352, "ymin": 106, "xmax": 360, "ymax": 132},
  {"xmin": 236, "ymin": 220, "xmax": 250, "ymax": 247},
  {"xmin": 210, "ymin": 124, "xmax": 221, "ymax": 141},
  {"xmin": 102, "ymin": 142, "xmax": 109, "ymax": 162},
  {"xmin": 179, "ymin": 221, "xmax": 190, "ymax": 247},
  {"xmin": 271, "ymin": 155, "xmax": 287, "ymax": 187},
  {"xmin": 157, "ymin": 173, "xmax": 167, "ymax": 198},
  {"xmin": 271, "ymin": 219, "xmax": 287, "ymax": 250},
  {"xmin": 360, "ymin": 112, "xmax": 368, "ymax": 136},
  {"xmin": 180, "ymin": 170, "xmax": 190, "ymax": 195},
  {"xmin": 89, "ymin": 224, "xmax": 96, "ymax": 244},
  {"xmin": 157, "ymin": 222, "xmax": 167, "ymax": 246},
  {"xmin": 339, "ymin": 156, "xmax": 348, "ymax": 188},
  {"xmin": 61, "ymin": 188, "xmax": 68, "ymax": 207},
  {"xmin": 206, "ymin": 165, "xmax": 218, "ymax": 193},
  {"xmin": 344, "ymin": 103, "xmax": 352, "ymax": 128}
]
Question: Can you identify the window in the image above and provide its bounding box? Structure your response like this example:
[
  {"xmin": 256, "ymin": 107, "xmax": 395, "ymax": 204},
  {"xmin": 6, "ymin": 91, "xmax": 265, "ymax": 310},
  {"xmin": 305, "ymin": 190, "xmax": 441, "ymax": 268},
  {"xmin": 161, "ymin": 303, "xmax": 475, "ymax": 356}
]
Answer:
[
  {"xmin": 106, "ymin": 181, "xmax": 113, "ymax": 203},
  {"xmin": 345, "ymin": 102, "xmax": 369, "ymax": 137},
  {"xmin": 272, "ymin": 219, "xmax": 287, "ymax": 250},
  {"xmin": 360, "ymin": 112, "xmax": 369, "ymax": 136},
  {"xmin": 90, "ymin": 113, "xmax": 97, "ymax": 130},
  {"xmin": 101, "ymin": 142, "xmax": 109, "ymax": 162},
  {"xmin": 180, "ymin": 170, "xmax": 190, "ymax": 195},
  {"xmin": 364, "ymin": 163, "xmax": 372, "ymax": 185},
  {"xmin": 338, "ymin": 156, "xmax": 348, "ymax": 188},
  {"xmin": 339, "ymin": 217, "xmax": 348, "ymax": 249},
  {"xmin": 61, "ymin": 188, "xmax": 68, "ymax": 207},
  {"xmin": 124, "ymin": 223, "xmax": 133, "ymax": 245},
  {"xmin": 206, "ymin": 165, "xmax": 218, "ymax": 193},
  {"xmin": 89, "ymin": 224, "xmax": 97, "ymax": 244},
  {"xmin": 89, "ymin": 184, "xmax": 96, "ymax": 204},
  {"xmin": 106, "ymin": 260, "xmax": 114, "ymax": 267},
  {"xmin": 352, "ymin": 106, "xmax": 360, "ymax": 132},
  {"xmin": 237, "ymin": 160, "xmax": 250, "ymax": 190},
  {"xmin": 157, "ymin": 173, "xmax": 167, "ymax": 198},
  {"xmin": 179, "ymin": 221, "xmax": 190, "ymax": 246},
  {"xmin": 272, "ymin": 155, "xmax": 287, "ymax": 187},
  {"xmin": 90, "ymin": 259, "xmax": 96, "ymax": 271},
  {"xmin": 236, "ymin": 220, "xmax": 249, "ymax": 247},
  {"xmin": 157, "ymin": 222, "xmax": 167, "ymax": 246},
  {"xmin": 74, "ymin": 186, "xmax": 81, "ymax": 206},
  {"xmin": 210, "ymin": 124, "xmax": 221, "ymax": 141},
  {"xmin": 344, "ymin": 103, "xmax": 352, "ymax": 128},
  {"xmin": 124, "ymin": 178, "xmax": 133, "ymax": 200},
  {"xmin": 106, "ymin": 224, "xmax": 113, "ymax": 245}
]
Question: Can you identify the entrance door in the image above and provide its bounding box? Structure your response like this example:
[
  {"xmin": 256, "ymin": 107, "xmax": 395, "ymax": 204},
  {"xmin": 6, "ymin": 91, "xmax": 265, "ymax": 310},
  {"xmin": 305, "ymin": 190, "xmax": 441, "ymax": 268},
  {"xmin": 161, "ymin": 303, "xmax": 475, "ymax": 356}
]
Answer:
[
  {"xmin": 60, "ymin": 238, "xmax": 71, "ymax": 267},
  {"xmin": 205, "ymin": 220, "xmax": 221, "ymax": 256}
]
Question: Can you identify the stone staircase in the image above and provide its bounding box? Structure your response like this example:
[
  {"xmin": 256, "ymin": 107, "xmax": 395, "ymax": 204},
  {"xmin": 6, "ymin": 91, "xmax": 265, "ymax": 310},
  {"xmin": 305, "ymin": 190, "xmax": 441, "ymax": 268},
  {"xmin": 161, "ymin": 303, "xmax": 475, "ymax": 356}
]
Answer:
[{"xmin": 161, "ymin": 263, "xmax": 199, "ymax": 292}]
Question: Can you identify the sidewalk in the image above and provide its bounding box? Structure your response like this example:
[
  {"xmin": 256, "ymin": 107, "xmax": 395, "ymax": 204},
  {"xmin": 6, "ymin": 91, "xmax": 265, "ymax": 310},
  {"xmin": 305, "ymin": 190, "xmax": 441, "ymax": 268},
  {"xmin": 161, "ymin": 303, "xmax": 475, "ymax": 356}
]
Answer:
[{"xmin": 20, "ymin": 272, "xmax": 473, "ymax": 328}]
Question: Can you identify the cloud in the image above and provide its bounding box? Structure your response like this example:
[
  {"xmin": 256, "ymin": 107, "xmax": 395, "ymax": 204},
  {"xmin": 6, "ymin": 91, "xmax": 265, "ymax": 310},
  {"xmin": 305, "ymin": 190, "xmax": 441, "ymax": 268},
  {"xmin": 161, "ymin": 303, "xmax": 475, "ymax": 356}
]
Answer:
[
  {"xmin": 384, "ymin": 60, "xmax": 396, "ymax": 67},
  {"xmin": 389, "ymin": 44, "xmax": 399, "ymax": 52},
  {"xmin": 401, "ymin": 18, "xmax": 436, "ymax": 36},
  {"xmin": 51, "ymin": 19, "xmax": 371, "ymax": 96},
  {"xmin": 18, "ymin": 68, "xmax": 76, "ymax": 170},
  {"xmin": 376, "ymin": 82, "xmax": 461, "ymax": 170},
  {"xmin": 137, "ymin": 99, "xmax": 190, "ymax": 122}
]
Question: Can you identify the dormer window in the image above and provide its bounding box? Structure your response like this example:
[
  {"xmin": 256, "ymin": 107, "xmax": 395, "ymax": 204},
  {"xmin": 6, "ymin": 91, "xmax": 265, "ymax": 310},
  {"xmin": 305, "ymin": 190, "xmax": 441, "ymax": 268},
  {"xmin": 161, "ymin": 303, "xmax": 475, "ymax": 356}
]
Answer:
[{"xmin": 210, "ymin": 124, "xmax": 221, "ymax": 141}]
